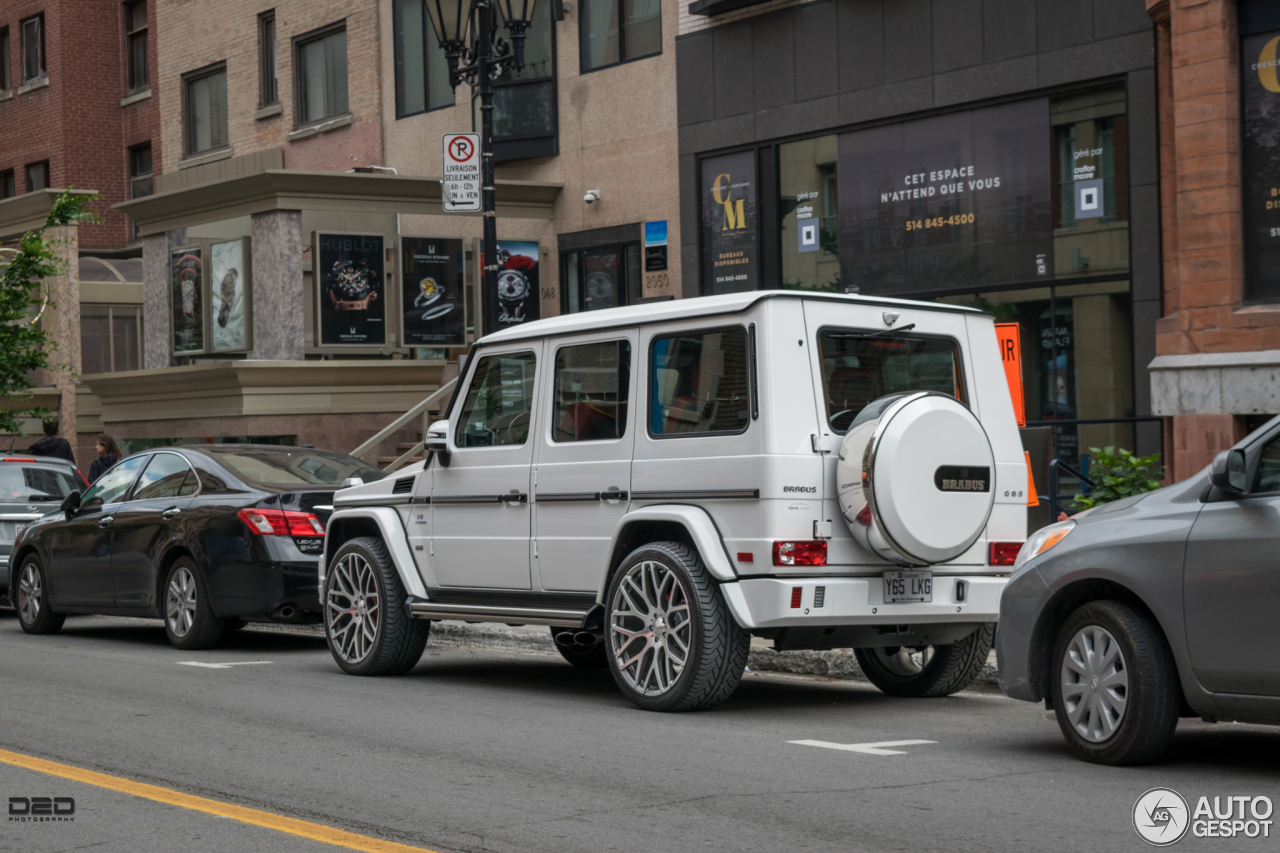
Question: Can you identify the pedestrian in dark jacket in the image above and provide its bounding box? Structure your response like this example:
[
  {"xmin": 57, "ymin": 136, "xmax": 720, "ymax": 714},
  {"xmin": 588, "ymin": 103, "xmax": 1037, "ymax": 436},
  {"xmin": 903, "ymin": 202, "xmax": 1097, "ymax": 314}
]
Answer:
[
  {"xmin": 88, "ymin": 435, "xmax": 121, "ymax": 483},
  {"xmin": 28, "ymin": 420, "xmax": 76, "ymax": 467}
]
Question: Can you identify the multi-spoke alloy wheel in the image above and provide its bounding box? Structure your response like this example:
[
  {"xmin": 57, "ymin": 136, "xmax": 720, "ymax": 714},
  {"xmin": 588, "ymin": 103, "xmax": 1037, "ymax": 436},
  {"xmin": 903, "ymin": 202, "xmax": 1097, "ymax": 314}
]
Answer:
[
  {"xmin": 610, "ymin": 560, "xmax": 693, "ymax": 696},
  {"xmin": 327, "ymin": 552, "xmax": 381, "ymax": 665},
  {"xmin": 1061, "ymin": 625, "xmax": 1128, "ymax": 743},
  {"xmin": 1050, "ymin": 601, "xmax": 1179, "ymax": 766},
  {"xmin": 15, "ymin": 557, "xmax": 65, "ymax": 635},
  {"xmin": 166, "ymin": 566, "xmax": 198, "ymax": 638},
  {"xmin": 604, "ymin": 541, "xmax": 749, "ymax": 712},
  {"xmin": 854, "ymin": 624, "xmax": 994, "ymax": 698},
  {"xmin": 323, "ymin": 537, "xmax": 429, "ymax": 677}
]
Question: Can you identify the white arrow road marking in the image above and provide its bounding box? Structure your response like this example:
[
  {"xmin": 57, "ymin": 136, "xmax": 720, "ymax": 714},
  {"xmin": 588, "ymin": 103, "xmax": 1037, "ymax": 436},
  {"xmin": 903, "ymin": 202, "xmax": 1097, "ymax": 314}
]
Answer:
[
  {"xmin": 176, "ymin": 661, "xmax": 273, "ymax": 670},
  {"xmin": 788, "ymin": 739, "xmax": 937, "ymax": 756}
]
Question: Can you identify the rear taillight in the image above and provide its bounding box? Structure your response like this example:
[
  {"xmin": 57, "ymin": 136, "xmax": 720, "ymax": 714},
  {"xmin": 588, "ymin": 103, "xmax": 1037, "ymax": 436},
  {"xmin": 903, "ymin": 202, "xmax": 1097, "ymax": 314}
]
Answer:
[
  {"xmin": 3, "ymin": 458, "xmax": 37, "ymax": 462},
  {"xmin": 988, "ymin": 541, "xmax": 1021, "ymax": 566},
  {"xmin": 773, "ymin": 541, "xmax": 827, "ymax": 567},
  {"xmin": 238, "ymin": 508, "xmax": 325, "ymax": 537}
]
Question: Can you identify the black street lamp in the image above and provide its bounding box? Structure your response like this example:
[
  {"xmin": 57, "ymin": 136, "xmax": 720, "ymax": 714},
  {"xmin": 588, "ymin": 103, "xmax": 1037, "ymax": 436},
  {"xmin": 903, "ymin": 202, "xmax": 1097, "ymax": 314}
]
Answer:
[{"xmin": 425, "ymin": 0, "xmax": 538, "ymax": 335}]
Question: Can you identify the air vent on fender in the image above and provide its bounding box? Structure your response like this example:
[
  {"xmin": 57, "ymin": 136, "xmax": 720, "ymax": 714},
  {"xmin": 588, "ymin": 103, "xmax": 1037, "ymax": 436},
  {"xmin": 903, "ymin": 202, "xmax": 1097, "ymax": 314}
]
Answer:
[{"xmin": 392, "ymin": 477, "xmax": 414, "ymax": 494}]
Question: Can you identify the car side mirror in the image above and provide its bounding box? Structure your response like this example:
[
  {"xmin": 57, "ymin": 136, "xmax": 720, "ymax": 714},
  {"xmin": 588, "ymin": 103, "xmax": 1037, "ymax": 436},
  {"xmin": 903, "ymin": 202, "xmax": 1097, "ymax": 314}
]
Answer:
[
  {"xmin": 61, "ymin": 490, "xmax": 82, "ymax": 516},
  {"xmin": 425, "ymin": 420, "xmax": 451, "ymax": 468},
  {"xmin": 1209, "ymin": 449, "xmax": 1248, "ymax": 494}
]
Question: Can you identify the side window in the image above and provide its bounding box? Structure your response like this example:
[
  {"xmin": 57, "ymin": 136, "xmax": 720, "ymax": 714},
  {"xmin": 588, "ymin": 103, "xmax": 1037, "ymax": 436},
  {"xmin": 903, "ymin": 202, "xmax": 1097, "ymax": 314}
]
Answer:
[
  {"xmin": 81, "ymin": 456, "xmax": 147, "ymax": 509},
  {"xmin": 1253, "ymin": 435, "xmax": 1280, "ymax": 493},
  {"xmin": 817, "ymin": 330, "xmax": 965, "ymax": 433},
  {"xmin": 132, "ymin": 453, "xmax": 195, "ymax": 501},
  {"xmin": 455, "ymin": 351, "xmax": 538, "ymax": 448},
  {"xmin": 649, "ymin": 327, "xmax": 750, "ymax": 436},
  {"xmin": 552, "ymin": 340, "xmax": 630, "ymax": 442}
]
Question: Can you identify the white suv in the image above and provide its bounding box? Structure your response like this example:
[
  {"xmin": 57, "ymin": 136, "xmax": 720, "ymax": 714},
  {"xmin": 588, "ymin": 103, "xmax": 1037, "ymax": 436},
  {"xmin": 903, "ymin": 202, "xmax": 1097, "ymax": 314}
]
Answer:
[{"xmin": 322, "ymin": 290, "xmax": 1027, "ymax": 711}]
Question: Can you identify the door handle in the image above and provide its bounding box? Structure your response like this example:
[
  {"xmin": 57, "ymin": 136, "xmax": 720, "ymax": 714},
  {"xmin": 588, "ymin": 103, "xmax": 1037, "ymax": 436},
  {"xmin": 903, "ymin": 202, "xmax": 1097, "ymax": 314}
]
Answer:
[
  {"xmin": 600, "ymin": 489, "xmax": 628, "ymax": 502},
  {"xmin": 97, "ymin": 516, "xmax": 114, "ymax": 527},
  {"xmin": 162, "ymin": 508, "xmax": 182, "ymax": 519}
]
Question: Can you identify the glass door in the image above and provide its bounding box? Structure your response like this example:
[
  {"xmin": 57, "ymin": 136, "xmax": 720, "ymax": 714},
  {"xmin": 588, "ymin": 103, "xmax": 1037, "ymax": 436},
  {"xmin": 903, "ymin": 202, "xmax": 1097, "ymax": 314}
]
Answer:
[{"xmin": 562, "ymin": 243, "xmax": 642, "ymax": 314}]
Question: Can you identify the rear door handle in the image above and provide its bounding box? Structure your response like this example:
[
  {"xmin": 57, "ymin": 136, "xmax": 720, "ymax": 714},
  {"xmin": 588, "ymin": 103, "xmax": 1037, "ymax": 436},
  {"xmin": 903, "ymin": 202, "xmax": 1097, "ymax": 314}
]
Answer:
[
  {"xmin": 162, "ymin": 508, "xmax": 181, "ymax": 519},
  {"xmin": 97, "ymin": 516, "xmax": 114, "ymax": 527}
]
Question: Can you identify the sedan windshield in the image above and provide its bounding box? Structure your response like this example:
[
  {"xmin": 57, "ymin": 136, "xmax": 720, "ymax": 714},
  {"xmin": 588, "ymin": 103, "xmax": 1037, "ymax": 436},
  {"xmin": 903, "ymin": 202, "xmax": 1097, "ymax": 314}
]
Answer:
[
  {"xmin": 0, "ymin": 465, "xmax": 79, "ymax": 502},
  {"xmin": 214, "ymin": 449, "xmax": 384, "ymax": 489}
]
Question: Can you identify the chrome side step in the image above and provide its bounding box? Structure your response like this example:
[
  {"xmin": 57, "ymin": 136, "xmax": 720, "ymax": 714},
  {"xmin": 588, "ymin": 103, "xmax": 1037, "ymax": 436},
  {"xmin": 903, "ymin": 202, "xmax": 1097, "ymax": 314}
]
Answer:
[{"xmin": 407, "ymin": 598, "xmax": 588, "ymax": 628}]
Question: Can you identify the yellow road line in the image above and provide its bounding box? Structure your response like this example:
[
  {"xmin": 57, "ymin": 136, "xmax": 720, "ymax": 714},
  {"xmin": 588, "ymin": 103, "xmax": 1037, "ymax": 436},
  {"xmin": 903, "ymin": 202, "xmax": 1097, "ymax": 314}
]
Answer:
[{"xmin": 0, "ymin": 747, "xmax": 436, "ymax": 853}]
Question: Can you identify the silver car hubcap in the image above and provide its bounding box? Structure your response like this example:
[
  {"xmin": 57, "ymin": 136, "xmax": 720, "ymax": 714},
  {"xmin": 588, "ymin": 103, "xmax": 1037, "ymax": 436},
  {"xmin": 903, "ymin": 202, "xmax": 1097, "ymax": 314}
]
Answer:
[
  {"xmin": 1061, "ymin": 625, "xmax": 1128, "ymax": 743},
  {"xmin": 610, "ymin": 560, "xmax": 692, "ymax": 696},
  {"xmin": 166, "ymin": 567, "xmax": 198, "ymax": 637},
  {"xmin": 871, "ymin": 645, "xmax": 935, "ymax": 676},
  {"xmin": 17, "ymin": 563, "xmax": 41, "ymax": 624},
  {"xmin": 326, "ymin": 553, "xmax": 380, "ymax": 664}
]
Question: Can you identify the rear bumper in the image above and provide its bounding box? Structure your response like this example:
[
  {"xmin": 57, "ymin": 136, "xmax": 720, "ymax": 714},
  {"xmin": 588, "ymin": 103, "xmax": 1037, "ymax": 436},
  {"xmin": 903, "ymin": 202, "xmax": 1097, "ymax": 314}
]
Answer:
[{"xmin": 719, "ymin": 575, "xmax": 1005, "ymax": 630}]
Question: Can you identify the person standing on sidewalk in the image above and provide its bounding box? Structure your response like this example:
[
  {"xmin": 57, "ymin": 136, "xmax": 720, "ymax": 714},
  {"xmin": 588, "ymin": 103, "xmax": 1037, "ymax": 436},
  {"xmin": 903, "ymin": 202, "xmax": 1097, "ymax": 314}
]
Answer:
[
  {"xmin": 88, "ymin": 435, "xmax": 121, "ymax": 483},
  {"xmin": 28, "ymin": 419, "xmax": 76, "ymax": 467}
]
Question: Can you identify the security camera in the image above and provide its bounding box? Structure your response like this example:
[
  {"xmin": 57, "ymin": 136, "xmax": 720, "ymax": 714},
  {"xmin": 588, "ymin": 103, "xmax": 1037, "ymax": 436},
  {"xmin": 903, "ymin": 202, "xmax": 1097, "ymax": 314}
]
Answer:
[{"xmin": 584, "ymin": 189, "xmax": 601, "ymax": 204}]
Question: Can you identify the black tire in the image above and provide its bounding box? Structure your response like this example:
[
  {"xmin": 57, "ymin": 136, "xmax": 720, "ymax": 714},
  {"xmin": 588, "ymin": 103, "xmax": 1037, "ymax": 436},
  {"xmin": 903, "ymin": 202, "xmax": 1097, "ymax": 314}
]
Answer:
[
  {"xmin": 1050, "ymin": 600, "xmax": 1179, "ymax": 765},
  {"xmin": 550, "ymin": 627, "xmax": 608, "ymax": 669},
  {"xmin": 324, "ymin": 536, "xmax": 429, "ymax": 676},
  {"xmin": 854, "ymin": 623, "xmax": 994, "ymax": 698},
  {"xmin": 223, "ymin": 618, "xmax": 248, "ymax": 632},
  {"xmin": 14, "ymin": 554, "xmax": 65, "ymax": 635},
  {"xmin": 605, "ymin": 541, "xmax": 750, "ymax": 712},
  {"xmin": 163, "ymin": 559, "xmax": 225, "ymax": 650}
]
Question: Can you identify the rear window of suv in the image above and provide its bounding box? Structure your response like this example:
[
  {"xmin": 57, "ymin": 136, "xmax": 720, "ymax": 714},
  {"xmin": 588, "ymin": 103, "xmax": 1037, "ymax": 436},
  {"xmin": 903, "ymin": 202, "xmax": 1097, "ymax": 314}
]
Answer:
[
  {"xmin": 0, "ymin": 465, "xmax": 80, "ymax": 502},
  {"xmin": 818, "ymin": 329, "xmax": 964, "ymax": 433}
]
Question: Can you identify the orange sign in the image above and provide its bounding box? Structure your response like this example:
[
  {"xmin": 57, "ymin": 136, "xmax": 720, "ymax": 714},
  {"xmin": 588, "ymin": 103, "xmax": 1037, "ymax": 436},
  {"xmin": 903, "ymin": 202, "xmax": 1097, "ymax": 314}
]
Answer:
[{"xmin": 995, "ymin": 323, "xmax": 1025, "ymax": 427}]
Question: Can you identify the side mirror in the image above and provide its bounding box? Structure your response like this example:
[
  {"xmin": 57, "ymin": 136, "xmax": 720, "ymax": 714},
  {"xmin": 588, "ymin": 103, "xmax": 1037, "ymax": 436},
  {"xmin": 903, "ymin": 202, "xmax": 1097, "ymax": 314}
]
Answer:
[
  {"xmin": 341, "ymin": 477, "xmax": 364, "ymax": 488},
  {"xmin": 61, "ymin": 490, "xmax": 82, "ymax": 516},
  {"xmin": 1209, "ymin": 449, "xmax": 1248, "ymax": 494},
  {"xmin": 425, "ymin": 420, "xmax": 451, "ymax": 468}
]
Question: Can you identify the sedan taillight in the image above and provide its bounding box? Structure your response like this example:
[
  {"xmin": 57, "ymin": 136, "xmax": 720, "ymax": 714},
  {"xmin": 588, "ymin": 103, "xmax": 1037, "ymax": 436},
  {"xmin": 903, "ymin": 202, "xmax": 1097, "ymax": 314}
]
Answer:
[{"xmin": 238, "ymin": 508, "xmax": 326, "ymax": 537}]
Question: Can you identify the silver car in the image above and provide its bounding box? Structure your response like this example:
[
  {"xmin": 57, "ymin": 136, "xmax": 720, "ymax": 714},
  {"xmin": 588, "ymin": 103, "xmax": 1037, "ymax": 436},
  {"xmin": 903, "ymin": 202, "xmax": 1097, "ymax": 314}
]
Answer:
[{"xmin": 997, "ymin": 415, "xmax": 1280, "ymax": 765}]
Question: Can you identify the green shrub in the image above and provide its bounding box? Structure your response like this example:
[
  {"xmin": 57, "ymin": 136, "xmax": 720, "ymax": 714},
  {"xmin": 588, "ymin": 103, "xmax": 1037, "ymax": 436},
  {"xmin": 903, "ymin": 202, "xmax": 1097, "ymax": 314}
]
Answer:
[{"xmin": 1073, "ymin": 446, "xmax": 1165, "ymax": 510}]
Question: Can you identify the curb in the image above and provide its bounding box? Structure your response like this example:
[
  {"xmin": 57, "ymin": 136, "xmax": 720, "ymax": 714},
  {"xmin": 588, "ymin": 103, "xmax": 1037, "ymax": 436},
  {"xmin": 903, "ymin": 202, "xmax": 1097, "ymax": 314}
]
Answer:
[{"xmin": 255, "ymin": 620, "xmax": 1001, "ymax": 689}]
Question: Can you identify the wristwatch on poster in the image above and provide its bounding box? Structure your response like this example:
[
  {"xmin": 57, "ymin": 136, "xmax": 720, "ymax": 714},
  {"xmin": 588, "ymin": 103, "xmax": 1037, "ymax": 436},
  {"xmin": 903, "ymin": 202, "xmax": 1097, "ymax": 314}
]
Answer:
[
  {"xmin": 326, "ymin": 260, "xmax": 378, "ymax": 311},
  {"xmin": 497, "ymin": 268, "xmax": 530, "ymax": 316}
]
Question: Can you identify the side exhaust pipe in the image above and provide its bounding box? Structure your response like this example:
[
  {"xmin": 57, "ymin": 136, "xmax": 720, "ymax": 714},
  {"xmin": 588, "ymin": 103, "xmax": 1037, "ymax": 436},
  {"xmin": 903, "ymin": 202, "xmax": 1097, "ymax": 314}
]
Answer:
[{"xmin": 556, "ymin": 630, "xmax": 603, "ymax": 648}]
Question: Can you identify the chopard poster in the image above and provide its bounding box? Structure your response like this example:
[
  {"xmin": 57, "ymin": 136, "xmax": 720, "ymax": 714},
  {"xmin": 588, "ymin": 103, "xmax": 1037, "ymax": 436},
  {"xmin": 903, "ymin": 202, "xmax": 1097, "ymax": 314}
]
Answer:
[
  {"xmin": 701, "ymin": 150, "xmax": 759, "ymax": 295},
  {"xmin": 481, "ymin": 241, "xmax": 540, "ymax": 335},
  {"xmin": 317, "ymin": 233, "xmax": 386, "ymax": 346},
  {"xmin": 401, "ymin": 237, "xmax": 465, "ymax": 346}
]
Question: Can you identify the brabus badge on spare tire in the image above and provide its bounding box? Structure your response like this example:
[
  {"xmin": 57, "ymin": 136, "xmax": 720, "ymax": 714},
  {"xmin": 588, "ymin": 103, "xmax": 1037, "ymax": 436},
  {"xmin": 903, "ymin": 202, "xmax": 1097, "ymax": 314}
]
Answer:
[{"xmin": 934, "ymin": 466, "xmax": 990, "ymax": 492}]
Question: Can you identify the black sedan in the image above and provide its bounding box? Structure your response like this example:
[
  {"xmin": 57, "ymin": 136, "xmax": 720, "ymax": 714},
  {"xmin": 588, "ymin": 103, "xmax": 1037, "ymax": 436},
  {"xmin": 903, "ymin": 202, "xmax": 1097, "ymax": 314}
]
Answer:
[{"xmin": 8, "ymin": 445, "xmax": 384, "ymax": 649}]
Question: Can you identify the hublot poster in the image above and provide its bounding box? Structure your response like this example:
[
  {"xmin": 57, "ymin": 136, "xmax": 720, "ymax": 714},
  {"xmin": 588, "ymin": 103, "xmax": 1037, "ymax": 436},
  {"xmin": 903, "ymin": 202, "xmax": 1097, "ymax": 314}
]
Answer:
[
  {"xmin": 317, "ymin": 233, "xmax": 386, "ymax": 347},
  {"xmin": 171, "ymin": 247, "xmax": 204, "ymax": 354},
  {"xmin": 837, "ymin": 99, "xmax": 1053, "ymax": 295},
  {"xmin": 401, "ymin": 237, "xmax": 465, "ymax": 347},
  {"xmin": 481, "ymin": 241, "xmax": 540, "ymax": 335},
  {"xmin": 1242, "ymin": 28, "xmax": 1280, "ymax": 302},
  {"xmin": 701, "ymin": 150, "xmax": 759, "ymax": 295}
]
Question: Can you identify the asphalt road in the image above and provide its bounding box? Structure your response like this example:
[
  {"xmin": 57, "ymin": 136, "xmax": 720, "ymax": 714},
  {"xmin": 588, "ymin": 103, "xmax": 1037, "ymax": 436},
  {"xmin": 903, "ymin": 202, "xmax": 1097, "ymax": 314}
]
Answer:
[{"xmin": 1, "ymin": 611, "xmax": 1278, "ymax": 853}]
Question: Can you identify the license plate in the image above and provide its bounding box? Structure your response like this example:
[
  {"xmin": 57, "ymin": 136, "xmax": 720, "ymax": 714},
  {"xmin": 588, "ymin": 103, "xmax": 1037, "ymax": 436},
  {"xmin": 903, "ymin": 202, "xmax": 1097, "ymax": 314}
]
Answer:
[{"xmin": 883, "ymin": 570, "xmax": 932, "ymax": 604}]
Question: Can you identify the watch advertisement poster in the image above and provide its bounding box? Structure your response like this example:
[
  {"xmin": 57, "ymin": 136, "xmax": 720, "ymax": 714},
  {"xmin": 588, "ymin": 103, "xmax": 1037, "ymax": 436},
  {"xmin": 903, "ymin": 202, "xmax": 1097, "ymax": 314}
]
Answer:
[
  {"xmin": 701, "ymin": 150, "xmax": 759, "ymax": 295},
  {"xmin": 210, "ymin": 238, "xmax": 248, "ymax": 351},
  {"xmin": 1242, "ymin": 28, "xmax": 1280, "ymax": 302},
  {"xmin": 837, "ymin": 98, "xmax": 1053, "ymax": 295},
  {"xmin": 317, "ymin": 233, "xmax": 386, "ymax": 346},
  {"xmin": 481, "ymin": 241, "xmax": 540, "ymax": 335},
  {"xmin": 401, "ymin": 237, "xmax": 465, "ymax": 347},
  {"xmin": 171, "ymin": 247, "xmax": 204, "ymax": 354}
]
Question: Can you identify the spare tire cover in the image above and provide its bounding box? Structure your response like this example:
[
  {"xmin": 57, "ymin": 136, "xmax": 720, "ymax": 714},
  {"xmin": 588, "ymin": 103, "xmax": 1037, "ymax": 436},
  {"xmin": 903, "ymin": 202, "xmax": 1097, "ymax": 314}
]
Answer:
[{"xmin": 836, "ymin": 392, "xmax": 995, "ymax": 565}]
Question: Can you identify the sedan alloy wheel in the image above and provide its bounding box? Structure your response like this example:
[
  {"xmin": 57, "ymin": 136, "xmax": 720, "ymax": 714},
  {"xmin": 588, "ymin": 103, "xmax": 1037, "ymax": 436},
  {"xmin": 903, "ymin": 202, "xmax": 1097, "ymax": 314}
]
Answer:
[
  {"xmin": 17, "ymin": 562, "xmax": 42, "ymax": 625},
  {"xmin": 166, "ymin": 566, "xmax": 198, "ymax": 638}
]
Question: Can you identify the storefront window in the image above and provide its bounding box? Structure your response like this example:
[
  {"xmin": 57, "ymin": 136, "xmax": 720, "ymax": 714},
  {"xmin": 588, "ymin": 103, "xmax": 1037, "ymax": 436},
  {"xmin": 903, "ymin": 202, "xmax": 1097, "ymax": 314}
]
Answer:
[
  {"xmin": 779, "ymin": 135, "xmax": 840, "ymax": 292},
  {"xmin": 562, "ymin": 244, "xmax": 642, "ymax": 313}
]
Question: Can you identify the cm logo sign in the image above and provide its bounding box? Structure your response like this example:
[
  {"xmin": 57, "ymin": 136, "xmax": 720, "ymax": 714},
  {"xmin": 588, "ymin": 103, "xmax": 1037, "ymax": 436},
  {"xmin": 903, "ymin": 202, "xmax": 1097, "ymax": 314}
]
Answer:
[{"xmin": 710, "ymin": 173, "xmax": 747, "ymax": 232}]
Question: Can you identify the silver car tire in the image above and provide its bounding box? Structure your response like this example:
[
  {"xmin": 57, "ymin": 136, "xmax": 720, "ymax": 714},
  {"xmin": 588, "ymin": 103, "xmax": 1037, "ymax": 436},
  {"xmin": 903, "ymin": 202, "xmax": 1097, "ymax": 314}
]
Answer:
[
  {"xmin": 324, "ymin": 537, "xmax": 429, "ymax": 676},
  {"xmin": 14, "ymin": 556, "xmax": 66, "ymax": 635},
  {"xmin": 163, "ymin": 559, "xmax": 225, "ymax": 650}
]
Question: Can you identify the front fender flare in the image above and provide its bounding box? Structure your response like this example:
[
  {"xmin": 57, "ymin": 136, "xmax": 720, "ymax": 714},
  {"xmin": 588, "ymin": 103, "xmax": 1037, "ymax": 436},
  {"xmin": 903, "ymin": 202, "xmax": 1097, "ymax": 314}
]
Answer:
[
  {"xmin": 322, "ymin": 507, "xmax": 428, "ymax": 599},
  {"xmin": 600, "ymin": 505, "xmax": 738, "ymax": 600}
]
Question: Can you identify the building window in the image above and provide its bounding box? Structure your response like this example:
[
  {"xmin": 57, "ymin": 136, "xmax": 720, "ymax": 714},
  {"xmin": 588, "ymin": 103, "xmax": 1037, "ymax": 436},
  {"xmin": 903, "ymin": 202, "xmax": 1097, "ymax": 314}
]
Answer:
[
  {"xmin": 184, "ymin": 64, "xmax": 228, "ymax": 157},
  {"xmin": 259, "ymin": 11, "xmax": 278, "ymax": 106},
  {"xmin": 125, "ymin": 1, "xmax": 149, "ymax": 93},
  {"xmin": 580, "ymin": 0, "xmax": 661, "ymax": 72},
  {"xmin": 779, "ymin": 135, "xmax": 839, "ymax": 293},
  {"xmin": 1, "ymin": 28, "xmax": 11, "ymax": 91},
  {"xmin": 26, "ymin": 161, "xmax": 48, "ymax": 191},
  {"xmin": 81, "ymin": 305, "xmax": 142, "ymax": 375},
  {"xmin": 130, "ymin": 145, "xmax": 153, "ymax": 198},
  {"xmin": 392, "ymin": 0, "xmax": 453, "ymax": 117},
  {"xmin": 0, "ymin": 170, "xmax": 14, "ymax": 199},
  {"xmin": 563, "ymin": 244, "xmax": 642, "ymax": 313},
  {"xmin": 20, "ymin": 15, "xmax": 44, "ymax": 82},
  {"xmin": 296, "ymin": 24, "xmax": 348, "ymax": 126},
  {"xmin": 475, "ymin": 0, "xmax": 556, "ymax": 161}
]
